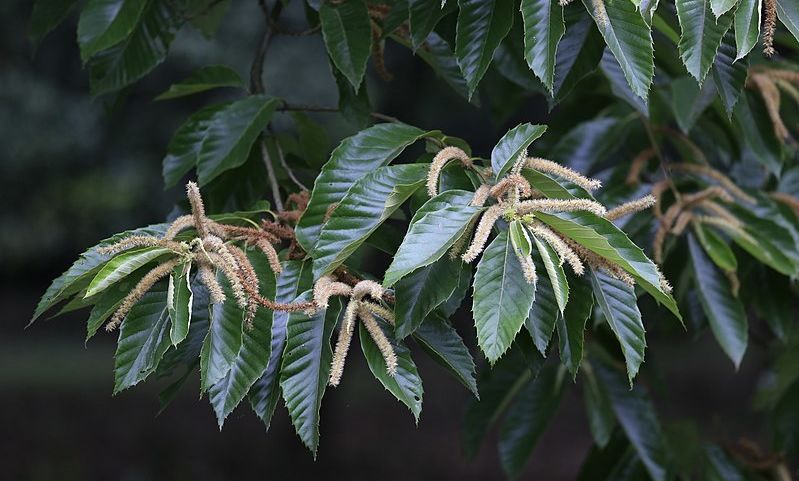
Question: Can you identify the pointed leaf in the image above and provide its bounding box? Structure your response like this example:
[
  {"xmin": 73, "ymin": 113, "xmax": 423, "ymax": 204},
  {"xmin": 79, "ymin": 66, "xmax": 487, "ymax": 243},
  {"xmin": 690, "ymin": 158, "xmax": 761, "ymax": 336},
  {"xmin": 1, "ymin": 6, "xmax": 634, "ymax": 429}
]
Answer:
[
  {"xmin": 589, "ymin": 268, "xmax": 645, "ymax": 384},
  {"xmin": 384, "ymin": 189, "xmax": 485, "ymax": 287},
  {"xmin": 694, "ymin": 224, "xmax": 737, "ymax": 271},
  {"xmin": 536, "ymin": 211, "xmax": 681, "ymax": 320},
  {"xmin": 280, "ymin": 294, "xmax": 342, "ymax": 454},
  {"xmin": 525, "ymin": 251, "xmax": 559, "ymax": 355},
  {"xmin": 455, "ymin": 0, "xmax": 515, "ymax": 98},
  {"xmin": 199, "ymin": 275, "xmax": 246, "ymax": 391},
  {"xmin": 582, "ymin": 366, "xmax": 616, "ymax": 448},
  {"xmin": 473, "ymin": 230, "xmax": 537, "ymax": 363},
  {"xmin": 394, "ymin": 256, "xmax": 463, "ymax": 338},
  {"xmin": 207, "ymin": 249, "xmax": 277, "ymax": 427},
  {"xmin": 776, "ymin": 0, "xmax": 799, "ymax": 44},
  {"xmin": 360, "ymin": 315, "xmax": 424, "ymax": 422},
  {"xmin": 319, "ymin": 0, "xmax": 371, "ymax": 90},
  {"xmin": 676, "ymin": 0, "xmax": 733, "ymax": 83},
  {"xmin": 521, "ymin": 0, "xmax": 565, "ymax": 93},
  {"xmin": 312, "ymin": 164, "xmax": 427, "ymax": 279},
  {"xmin": 113, "ymin": 282, "xmax": 171, "ymax": 393},
  {"xmin": 533, "ymin": 235, "xmax": 569, "ymax": 313},
  {"xmin": 168, "ymin": 262, "xmax": 193, "ymax": 346},
  {"xmin": 734, "ymin": 0, "xmax": 760, "ymax": 59},
  {"xmin": 413, "ymin": 312, "xmax": 479, "ymax": 397},
  {"xmin": 30, "ymin": 0, "xmax": 78, "ymax": 47},
  {"xmin": 491, "ymin": 123, "xmax": 547, "ymax": 179},
  {"xmin": 155, "ymin": 65, "xmax": 244, "ymax": 100},
  {"xmin": 86, "ymin": 269, "xmax": 148, "ymax": 341},
  {"xmin": 688, "ymin": 234, "xmax": 748, "ymax": 367},
  {"xmin": 712, "ymin": 30, "xmax": 748, "ymax": 116},
  {"xmin": 162, "ymin": 103, "xmax": 226, "ymax": 187},
  {"xmin": 77, "ymin": 0, "xmax": 148, "ymax": 61},
  {"xmin": 249, "ymin": 260, "xmax": 313, "ymax": 429},
  {"xmin": 409, "ymin": 0, "xmax": 452, "ymax": 50},
  {"xmin": 296, "ymin": 122, "xmax": 429, "ymax": 251},
  {"xmin": 86, "ymin": 247, "xmax": 172, "ymax": 298},
  {"xmin": 552, "ymin": 4, "xmax": 604, "ymax": 102},
  {"xmin": 556, "ymin": 275, "xmax": 592, "ymax": 377},
  {"xmin": 581, "ymin": 0, "xmax": 654, "ymax": 100},
  {"xmin": 498, "ymin": 364, "xmax": 565, "ymax": 478},
  {"xmin": 711, "ymin": 0, "xmax": 738, "ymax": 17}
]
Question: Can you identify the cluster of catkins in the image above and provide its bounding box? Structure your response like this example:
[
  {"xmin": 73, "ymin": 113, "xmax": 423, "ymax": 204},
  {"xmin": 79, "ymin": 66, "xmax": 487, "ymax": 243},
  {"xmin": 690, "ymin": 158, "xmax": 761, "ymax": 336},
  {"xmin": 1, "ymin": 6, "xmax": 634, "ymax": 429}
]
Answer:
[{"xmin": 427, "ymin": 146, "xmax": 671, "ymax": 292}]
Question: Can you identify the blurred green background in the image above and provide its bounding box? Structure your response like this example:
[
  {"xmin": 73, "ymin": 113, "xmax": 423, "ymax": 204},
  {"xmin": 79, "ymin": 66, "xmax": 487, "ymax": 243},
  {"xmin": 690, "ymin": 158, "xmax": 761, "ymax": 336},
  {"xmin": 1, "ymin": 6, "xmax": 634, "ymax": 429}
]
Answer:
[{"xmin": 1, "ymin": 1, "xmax": 771, "ymax": 480}]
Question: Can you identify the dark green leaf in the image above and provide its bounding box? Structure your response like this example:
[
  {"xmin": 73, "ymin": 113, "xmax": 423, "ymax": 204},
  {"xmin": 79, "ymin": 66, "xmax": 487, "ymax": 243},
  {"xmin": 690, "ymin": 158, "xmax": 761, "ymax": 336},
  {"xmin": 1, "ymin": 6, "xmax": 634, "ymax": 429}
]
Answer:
[
  {"xmin": 78, "ymin": 0, "xmax": 148, "ymax": 61},
  {"xmin": 671, "ymin": 77, "xmax": 716, "ymax": 133},
  {"xmin": 296, "ymin": 122, "xmax": 429, "ymax": 251},
  {"xmin": 30, "ymin": 0, "xmax": 77, "ymax": 47},
  {"xmin": 86, "ymin": 247, "xmax": 172, "ymax": 297},
  {"xmin": 455, "ymin": 0, "xmax": 515, "ymax": 98},
  {"xmin": 521, "ymin": 0, "xmax": 565, "ymax": 93},
  {"xmin": 168, "ymin": 262, "xmax": 193, "ymax": 346},
  {"xmin": 155, "ymin": 65, "xmax": 244, "ymax": 100},
  {"xmin": 384, "ymin": 189, "xmax": 484, "ymax": 287},
  {"xmin": 556, "ymin": 275, "xmax": 592, "ymax": 377},
  {"xmin": 734, "ymin": 0, "xmax": 760, "ymax": 59},
  {"xmin": 694, "ymin": 224, "xmax": 737, "ymax": 271},
  {"xmin": 473, "ymin": 230, "xmax": 537, "ymax": 363},
  {"xmin": 413, "ymin": 312, "xmax": 478, "ymax": 397},
  {"xmin": 688, "ymin": 234, "xmax": 747, "ymax": 368},
  {"xmin": 319, "ymin": 0, "xmax": 371, "ymax": 90},
  {"xmin": 409, "ymin": 0, "xmax": 451, "ymax": 50},
  {"xmin": 712, "ymin": 30, "xmax": 748, "ymax": 117},
  {"xmin": 524, "ymin": 251, "xmax": 559, "ymax": 355},
  {"xmin": 394, "ymin": 256, "xmax": 463, "ymax": 338},
  {"xmin": 704, "ymin": 445, "xmax": 746, "ymax": 481},
  {"xmin": 199, "ymin": 274, "xmax": 246, "ymax": 391},
  {"xmin": 410, "ymin": 32, "xmax": 472, "ymax": 100},
  {"xmin": 676, "ymin": 0, "xmax": 733, "ymax": 83},
  {"xmin": 777, "ymin": 0, "xmax": 799, "ymax": 44},
  {"xmin": 491, "ymin": 123, "xmax": 547, "ymax": 179},
  {"xmin": 162, "ymin": 103, "xmax": 225, "ymax": 188},
  {"xmin": 280, "ymin": 294, "xmax": 342, "ymax": 454},
  {"xmin": 360, "ymin": 314, "xmax": 424, "ymax": 422},
  {"xmin": 498, "ymin": 364, "xmax": 565, "ymax": 478},
  {"xmin": 86, "ymin": 269, "xmax": 148, "ymax": 342},
  {"xmin": 312, "ymin": 164, "xmax": 427, "ymax": 279},
  {"xmin": 589, "ymin": 268, "xmax": 645, "ymax": 384},
  {"xmin": 551, "ymin": 4, "xmax": 604, "ymax": 102},
  {"xmin": 533, "ymin": 235, "xmax": 568, "ymax": 313},
  {"xmin": 582, "ymin": 366, "xmax": 616, "ymax": 448}
]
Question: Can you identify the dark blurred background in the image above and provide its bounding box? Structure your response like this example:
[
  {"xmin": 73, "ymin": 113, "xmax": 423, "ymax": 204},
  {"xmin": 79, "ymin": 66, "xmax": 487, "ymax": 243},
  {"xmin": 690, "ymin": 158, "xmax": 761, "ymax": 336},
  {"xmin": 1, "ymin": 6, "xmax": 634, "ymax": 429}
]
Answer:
[{"xmin": 1, "ymin": 1, "xmax": 774, "ymax": 480}]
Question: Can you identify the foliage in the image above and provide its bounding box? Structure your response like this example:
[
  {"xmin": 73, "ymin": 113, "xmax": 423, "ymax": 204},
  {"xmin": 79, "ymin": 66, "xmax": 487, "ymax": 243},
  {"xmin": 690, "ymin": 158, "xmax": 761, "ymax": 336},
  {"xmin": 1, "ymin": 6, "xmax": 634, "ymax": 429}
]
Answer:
[{"xmin": 30, "ymin": 0, "xmax": 799, "ymax": 478}]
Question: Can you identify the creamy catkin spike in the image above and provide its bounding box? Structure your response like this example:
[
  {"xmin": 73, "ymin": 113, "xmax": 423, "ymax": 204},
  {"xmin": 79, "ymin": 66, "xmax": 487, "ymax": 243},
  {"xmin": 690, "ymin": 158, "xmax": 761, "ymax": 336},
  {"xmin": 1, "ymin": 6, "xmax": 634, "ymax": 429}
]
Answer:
[
  {"xmin": 107, "ymin": 258, "xmax": 183, "ymax": 331},
  {"xmin": 462, "ymin": 204, "xmax": 505, "ymax": 263},
  {"xmin": 605, "ymin": 195, "xmax": 656, "ymax": 221},
  {"xmin": 426, "ymin": 146, "xmax": 471, "ymax": 197},
  {"xmin": 525, "ymin": 157, "xmax": 602, "ymax": 191}
]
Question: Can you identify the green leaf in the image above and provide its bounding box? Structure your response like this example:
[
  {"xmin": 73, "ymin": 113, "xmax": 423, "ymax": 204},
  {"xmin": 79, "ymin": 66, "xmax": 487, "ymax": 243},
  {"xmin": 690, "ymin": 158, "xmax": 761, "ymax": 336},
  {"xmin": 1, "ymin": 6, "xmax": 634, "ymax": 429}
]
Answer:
[
  {"xmin": 312, "ymin": 164, "xmax": 427, "ymax": 279},
  {"xmin": 196, "ymin": 95, "xmax": 280, "ymax": 185},
  {"xmin": 409, "ymin": 0, "xmax": 451, "ymax": 50},
  {"xmin": 162, "ymin": 103, "xmax": 225, "ymax": 188},
  {"xmin": 498, "ymin": 364, "xmax": 565, "ymax": 478},
  {"xmin": 249, "ymin": 260, "xmax": 313, "ymax": 429},
  {"xmin": 592, "ymin": 353, "xmax": 670, "ymax": 481},
  {"xmin": 556, "ymin": 275, "xmax": 592, "ymax": 377},
  {"xmin": 694, "ymin": 224, "xmax": 737, "ymax": 271},
  {"xmin": 88, "ymin": 0, "xmax": 183, "ymax": 95},
  {"xmin": 77, "ymin": 0, "xmax": 148, "ymax": 61},
  {"xmin": 676, "ymin": 0, "xmax": 733, "ymax": 83},
  {"xmin": 360, "ymin": 314, "xmax": 424, "ymax": 422},
  {"xmin": 208, "ymin": 249, "xmax": 277, "ymax": 427},
  {"xmin": 589, "ymin": 268, "xmax": 645, "ymax": 384},
  {"xmin": 600, "ymin": 51, "xmax": 649, "ymax": 114},
  {"xmin": 30, "ymin": 0, "xmax": 78, "ymax": 47},
  {"xmin": 521, "ymin": 0, "xmax": 565, "ymax": 93},
  {"xmin": 409, "ymin": 32, "xmax": 472, "ymax": 101},
  {"xmin": 671, "ymin": 77, "xmax": 716, "ymax": 133},
  {"xmin": 319, "ymin": 0, "xmax": 371, "ymax": 90},
  {"xmin": 462, "ymin": 349, "xmax": 532, "ymax": 458},
  {"xmin": 296, "ymin": 122, "xmax": 429, "ymax": 251},
  {"xmin": 473, "ymin": 230, "xmax": 537, "ymax": 363},
  {"xmin": 491, "ymin": 123, "xmax": 547, "ymax": 179},
  {"xmin": 455, "ymin": 0, "xmax": 515, "ymax": 98},
  {"xmin": 199, "ymin": 274, "xmax": 246, "ymax": 392},
  {"xmin": 86, "ymin": 269, "xmax": 148, "ymax": 342},
  {"xmin": 394, "ymin": 256, "xmax": 463, "ymax": 338},
  {"xmin": 524, "ymin": 251, "xmax": 559, "ymax": 355},
  {"xmin": 704, "ymin": 445, "xmax": 746, "ymax": 481},
  {"xmin": 413, "ymin": 312, "xmax": 479, "ymax": 397},
  {"xmin": 582, "ymin": 366, "xmax": 616, "ymax": 448},
  {"xmin": 113, "ymin": 282, "xmax": 171, "ymax": 393},
  {"xmin": 167, "ymin": 262, "xmax": 193, "ymax": 346},
  {"xmin": 733, "ymin": 93, "xmax": 782, "ymax": 174},
  {"xmin": 712, "ymin": 30, "xmax": 748, "ymax": 117},
  {"xmin": 280, "ymin": 294, "xmax": 342, "ymax": 455},
  {"xmin": 533, "ymin": 235, "xmax": 569, "ymax": 313},
  {"xmin": 384, "ymin": 189, "xmax": 484, "ymax": 287},
  {"xmin": 581, "ymin": 0, "xmax": 654, "ymax": 100},
  {"xmin": 85, "ymin": 247, "xmax": 173, "ymax": 298},
  {"xmin": 291, "ymin": 112, "xmax": 331, "ymax": 168},
  {"xmin": 777, "ymin": 0, "xmax": 799, "ymax": 44},
  {"xmin": 734, "ymin": 0, "xmax": 760, "ymax": 59},
  {"xmin": 536, "ymin": 211, "xmax": 681, "ymax": 320},
  {"xmin": 552, "ymin": 4, "xmax": 604, "ymax": 102},
  {"xmin": 688, "ymin": 234, "xmax": 748, "ymax": 368},
  {"xmin": 711, "ymin": 0, "xmax": 738, "ymax": 17},
  {"xmin": 155, "ymin": 65, "xmax": 244, "ymax": 100}
]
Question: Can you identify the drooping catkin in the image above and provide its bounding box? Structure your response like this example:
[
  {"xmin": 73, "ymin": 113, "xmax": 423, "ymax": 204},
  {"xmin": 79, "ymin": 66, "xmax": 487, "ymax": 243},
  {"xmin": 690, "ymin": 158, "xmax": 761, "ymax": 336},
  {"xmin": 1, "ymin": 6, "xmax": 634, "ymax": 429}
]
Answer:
[
  {"xmin": 591, "ymin": 0, "xmax": 608, "ymax": 28},
  {"xmin": 198, "ymin": 263, "xmax": 226, "ymax": 304},
  {"xmin": 626, "ymin": 148, "xmax": 655, "ymax": 185},
  {"xmin": 164, "ymin": 215, "xmax": 195, "ymax": 240},
  {"xmin": 97, "ymin": 235, "xmax": 185, "ymax": 255},
  {"xmin": 526, "ymin": 158, "xmax": 602, "ymax": 191},
  {"xmin": 670, "ymin": 211, "xmax": 694, "ymax": 236},
  {"xmin": 427, "ymin": 146, "xmax": 471, "ymax": 197},
  {"xmin": 206, "ymin": 251, "xmax": 248, "ymax": 310},
  {"xmin": 361, "ymin": 300, "xmax": 395, "ymax": 325},
  {"xmin": 107, "ymin": 258, "xmax": 183, "ymax": 331},
  {"xmin": 352, "ymin": 279, "xmax": 385, "ymax": 301},
  {"xmin": 470, "ymin": 184, "xmax": 491, "ymax": 207},
  {"xmin": 186, "ymin": 182, "xmax": 210, "ymax": 237},
  {"xmin": 669, "ymin": 163, "xmax": 756, "ymax": 204},
  {"xmin": 515, "ymin": 249, "xmax": 537, "ymax": 284},
  {"xmin": 605, "ymin": 195, "xmax": 657, "ymax": 221},
  {"xmin": 329, "ymin": 300, "xmax": 359, "ymax": 387},
  {"xmin": 763, "ymin": 0, "xmax": 777, "ymax": 57},
  {"xmin": 696, "ymin": 200, "xmax": 743, "ymax": 228},
  {"xmin": 749, "ymin": 73, "xmax": 790, "ymax": 141},
  {"xmin": 527, "ymin": 221, "xmax": 585, "ymax": 275},
  {"xmin": 517, "ymin": 198, "xmax": 607, "ymax": 216},
  {"xmin": 359, "ymin": 306, "xmax": 398, "ymax": 376},
  {"xmin": 313, "ymin": 276, "xmax": 353, "ymax": 309},
  {"xmin": 255, "ymin": 239, "xmax": 283, "ymax": 274},
  {"xmin": 462, "ymin": 204, "xmax": 505, "ymax": 263},
  {"xmin": 489, "ymin": 174, "xmax": 533, "ymax": 199}
]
